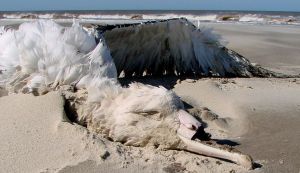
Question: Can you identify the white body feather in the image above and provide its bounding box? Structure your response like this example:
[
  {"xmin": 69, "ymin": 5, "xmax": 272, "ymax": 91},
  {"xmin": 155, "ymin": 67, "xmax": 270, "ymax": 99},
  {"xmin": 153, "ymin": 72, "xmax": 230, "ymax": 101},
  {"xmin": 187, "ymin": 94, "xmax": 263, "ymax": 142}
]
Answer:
[{"xmin": 0, "ymin": 20, "xmax": 117, "ymax": 95}]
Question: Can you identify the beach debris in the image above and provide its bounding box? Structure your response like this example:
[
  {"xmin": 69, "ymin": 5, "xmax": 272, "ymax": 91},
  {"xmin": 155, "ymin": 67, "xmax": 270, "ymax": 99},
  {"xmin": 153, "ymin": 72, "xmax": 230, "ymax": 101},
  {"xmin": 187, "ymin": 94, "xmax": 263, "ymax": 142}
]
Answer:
[
  {"xmin": 130, "ymin": 14, "xmax": 143, "ymax": 20},
  {"xmin": 201, "ymin": 158, "xmax": 210, "ymax": 164},
  {"xmin": 216, "ymin": 160, "xmax": 222, "ymax": 165},
  {"xmin": 218, "ymin": 15, "xmax": 239, "ymax": 21},
  {"xmin": 100, "ymin": 151, "xmax": 110, "ymax": 160},
  {"xmin": 279, "ymin": 159, "xmax": 284, "ymax": 165},
  {"xmin": 163, "ymin": 163, "xmax": 186, "ymax": 173},
  {"xmin": 229, "ymin": 169, "xmax": 236, "ymax": 173},
  {"xmin": 185, "ymin": 79, "xmax": 196, "ymax": 83}
]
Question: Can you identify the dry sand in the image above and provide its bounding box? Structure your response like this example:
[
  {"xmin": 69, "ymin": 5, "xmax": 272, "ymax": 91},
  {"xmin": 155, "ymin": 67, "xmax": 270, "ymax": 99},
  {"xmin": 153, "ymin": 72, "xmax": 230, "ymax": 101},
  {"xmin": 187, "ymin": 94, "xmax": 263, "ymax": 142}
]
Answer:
[
  {"xmin": 1, "ymin": 23, "xmax": 300, "ymax": 173},
  {"xmin": 174, "ymin": 78, "xmax": 300, "ymax": 173},
  {"xmin": 0, "ymin": 92, "xmax": 107, "ymax": 172}
]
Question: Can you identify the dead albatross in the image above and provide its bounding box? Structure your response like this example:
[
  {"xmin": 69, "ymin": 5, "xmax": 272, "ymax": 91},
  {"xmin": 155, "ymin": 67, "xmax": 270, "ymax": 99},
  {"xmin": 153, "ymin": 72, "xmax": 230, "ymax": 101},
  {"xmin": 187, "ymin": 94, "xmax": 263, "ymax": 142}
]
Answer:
[{"xmin": 0, "ymin": 19, "xmax": 256, "ymax": 169}]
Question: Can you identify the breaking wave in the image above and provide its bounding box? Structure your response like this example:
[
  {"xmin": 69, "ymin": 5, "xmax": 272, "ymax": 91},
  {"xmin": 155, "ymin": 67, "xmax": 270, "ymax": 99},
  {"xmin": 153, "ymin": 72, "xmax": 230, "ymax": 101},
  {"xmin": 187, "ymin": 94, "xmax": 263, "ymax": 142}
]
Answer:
[{"xmin": 1, "ymin": 11, "xmax": 300, "ymax": 25}]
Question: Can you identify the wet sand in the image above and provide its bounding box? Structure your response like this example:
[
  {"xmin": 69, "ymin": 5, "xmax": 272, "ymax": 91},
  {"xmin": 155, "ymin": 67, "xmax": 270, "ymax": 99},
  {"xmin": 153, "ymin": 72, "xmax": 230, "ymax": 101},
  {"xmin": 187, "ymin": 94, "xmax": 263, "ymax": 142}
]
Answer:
[{"xmin": 205, "ymin": 23, "xmax": 300, "ymax": 75}]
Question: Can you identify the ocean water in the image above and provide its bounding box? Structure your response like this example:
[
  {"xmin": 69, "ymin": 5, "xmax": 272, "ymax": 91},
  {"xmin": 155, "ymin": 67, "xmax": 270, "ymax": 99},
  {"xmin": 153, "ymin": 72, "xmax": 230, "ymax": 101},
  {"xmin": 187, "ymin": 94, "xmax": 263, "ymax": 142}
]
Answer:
[{"xmin": 0, "ymin": 10, "xmax": 300, "ymax": 26}]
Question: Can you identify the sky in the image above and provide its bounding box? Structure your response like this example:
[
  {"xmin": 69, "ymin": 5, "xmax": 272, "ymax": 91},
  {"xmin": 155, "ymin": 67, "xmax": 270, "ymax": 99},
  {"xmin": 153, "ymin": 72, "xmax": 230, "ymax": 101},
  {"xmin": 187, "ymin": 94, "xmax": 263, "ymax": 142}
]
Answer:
[{"xmin": 0, "ymin": 0, "xmax": 300, "ymax": 12}]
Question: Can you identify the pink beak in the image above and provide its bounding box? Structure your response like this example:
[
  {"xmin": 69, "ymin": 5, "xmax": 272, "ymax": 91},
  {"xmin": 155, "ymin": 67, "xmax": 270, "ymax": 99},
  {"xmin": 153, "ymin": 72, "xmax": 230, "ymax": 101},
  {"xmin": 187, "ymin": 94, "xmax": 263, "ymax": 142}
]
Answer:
[
  {"xmin": 176, "ymin": 109, "xmax": 253, "ymax": 169},
  {"xmin": 177, "ymin": 109, "xmax": 202, "ymax": 139}
]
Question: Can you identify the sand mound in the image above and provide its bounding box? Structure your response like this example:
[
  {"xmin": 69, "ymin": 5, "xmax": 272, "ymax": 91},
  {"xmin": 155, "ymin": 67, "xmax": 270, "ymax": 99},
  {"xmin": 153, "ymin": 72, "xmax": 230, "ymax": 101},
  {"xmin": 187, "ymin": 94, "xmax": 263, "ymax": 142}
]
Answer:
[{"xmin": 0, "ymin": 92, "xmax": 109, "ymax": 172}]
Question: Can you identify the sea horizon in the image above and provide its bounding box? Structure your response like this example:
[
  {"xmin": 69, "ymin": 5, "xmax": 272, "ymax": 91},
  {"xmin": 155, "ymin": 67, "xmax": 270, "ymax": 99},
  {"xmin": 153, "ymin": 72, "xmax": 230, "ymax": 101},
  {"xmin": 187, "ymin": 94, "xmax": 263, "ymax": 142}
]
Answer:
[
  {"xmin": 1, "ymin": 9, "xmax": 300, "ymax": 26},
  {"xmin": 1, "ymin": 9, "xmax": 300, "ymax": 14}
]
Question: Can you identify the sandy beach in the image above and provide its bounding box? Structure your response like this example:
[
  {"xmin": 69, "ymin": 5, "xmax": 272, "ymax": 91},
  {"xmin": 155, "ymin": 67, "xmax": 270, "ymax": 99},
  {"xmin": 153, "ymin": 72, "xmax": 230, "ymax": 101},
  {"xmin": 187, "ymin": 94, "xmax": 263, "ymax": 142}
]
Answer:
[
  {"xmin": 0, "ymin": 22, "xmax": 300, "ymax": 173},
  {"xmin": 206, "ymin": 23, "xmax": 300, "ymax": 75}
]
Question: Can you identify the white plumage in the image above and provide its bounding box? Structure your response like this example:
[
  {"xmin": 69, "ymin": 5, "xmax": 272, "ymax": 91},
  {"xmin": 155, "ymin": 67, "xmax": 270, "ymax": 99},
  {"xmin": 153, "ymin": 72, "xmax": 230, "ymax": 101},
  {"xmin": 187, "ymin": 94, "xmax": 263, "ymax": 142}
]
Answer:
[{"xmin": 0, "ymin": 20, "xmax": 116, "ymax": 95}]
